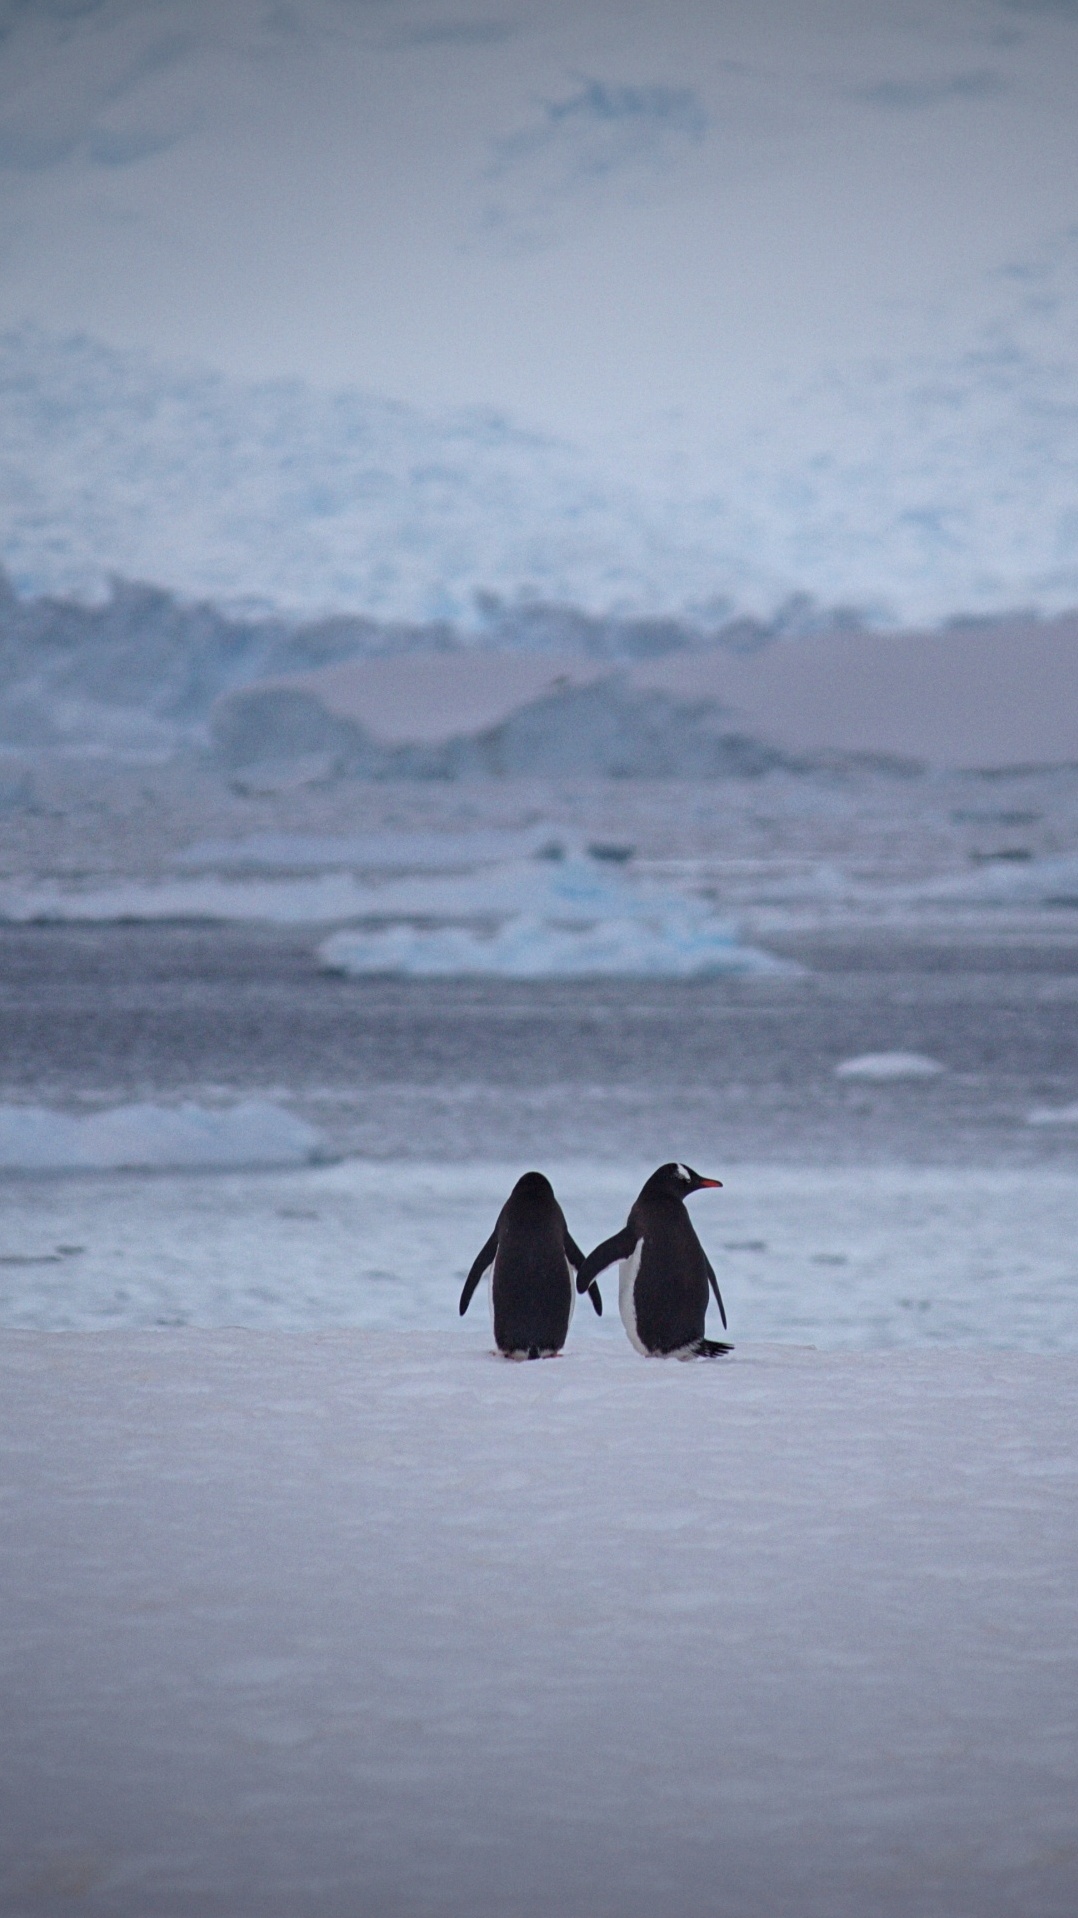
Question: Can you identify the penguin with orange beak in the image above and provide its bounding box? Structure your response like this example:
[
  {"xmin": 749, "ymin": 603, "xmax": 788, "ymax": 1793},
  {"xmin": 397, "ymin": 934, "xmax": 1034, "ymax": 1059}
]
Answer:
[{"xmin": 575, "ymin": 1162, "xmax": 732, "ymax": 1358}]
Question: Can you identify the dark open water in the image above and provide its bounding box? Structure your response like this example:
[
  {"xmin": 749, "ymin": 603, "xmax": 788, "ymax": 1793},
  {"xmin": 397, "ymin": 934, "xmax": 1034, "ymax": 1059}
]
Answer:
[{"xmin": 2, "ymin": 921, "xmax": 1077, "ymax": 1167}]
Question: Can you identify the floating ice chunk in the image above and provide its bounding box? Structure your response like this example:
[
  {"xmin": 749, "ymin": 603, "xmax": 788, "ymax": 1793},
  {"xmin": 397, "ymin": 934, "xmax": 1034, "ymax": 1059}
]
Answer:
[
  {"xmin": 320, "ymin": 913, "xmax": 788, "ymax": 978},
  {"xmin": 923, "ymin": 854, "xmax": 1078, "ymax": 909},
  {"xmin": 0, "ymin": 1102, "xmax": 322, "ymax": 1172},
  {"xmin": 1027, "ymin": 1102, "xmax": 1078, "ymax": 1127},
  {"xmin": 316, "ymin": 849, "xmax": 795, "ymax": 977},
  {"xmin": 834, "ymin": 1052, "xmax": 944, "ymax": 1081}
]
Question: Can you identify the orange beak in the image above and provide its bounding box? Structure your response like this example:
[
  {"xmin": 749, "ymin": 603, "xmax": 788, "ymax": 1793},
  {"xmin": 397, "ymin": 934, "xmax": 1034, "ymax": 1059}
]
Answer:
[{"xmin": 697, "ymin": 1178, "xmax": 723, "ymax": 1188}]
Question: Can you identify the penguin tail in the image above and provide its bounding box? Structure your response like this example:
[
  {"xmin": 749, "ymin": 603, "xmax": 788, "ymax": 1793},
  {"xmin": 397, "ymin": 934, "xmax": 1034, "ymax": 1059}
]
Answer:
[{"xmin": 696, "ymin": 1338, "xmax": 734, "ymax": 1358}]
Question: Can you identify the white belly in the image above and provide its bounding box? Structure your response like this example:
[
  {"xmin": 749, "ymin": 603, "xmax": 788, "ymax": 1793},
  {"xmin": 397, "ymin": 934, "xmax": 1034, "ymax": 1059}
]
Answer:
[{"xmin": 618, "ymin": 1240, "xmax": 648, "ymax": 1355}]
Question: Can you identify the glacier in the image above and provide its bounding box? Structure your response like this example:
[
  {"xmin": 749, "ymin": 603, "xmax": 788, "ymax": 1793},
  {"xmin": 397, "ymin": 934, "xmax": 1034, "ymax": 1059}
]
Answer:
[{"xmin": 4, "ymin": 289, "xmax": 1078, "ymax": 631}]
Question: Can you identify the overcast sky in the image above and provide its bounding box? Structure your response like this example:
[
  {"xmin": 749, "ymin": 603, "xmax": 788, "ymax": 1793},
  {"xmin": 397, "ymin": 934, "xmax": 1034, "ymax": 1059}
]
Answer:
[{"xmin": 1, "ymin": 0, "xmax": 1076, "ymax": 454}]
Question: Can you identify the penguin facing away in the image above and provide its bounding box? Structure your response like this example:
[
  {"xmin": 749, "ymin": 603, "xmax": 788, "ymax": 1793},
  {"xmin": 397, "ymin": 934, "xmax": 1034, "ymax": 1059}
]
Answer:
[
  {"xmin": 575, "ymin": 1162, "xmax": 732, "ymax": 1359},
  {"xmin": 459, "ymin": 1171, "xmax": 602, "ymax": 1359}
]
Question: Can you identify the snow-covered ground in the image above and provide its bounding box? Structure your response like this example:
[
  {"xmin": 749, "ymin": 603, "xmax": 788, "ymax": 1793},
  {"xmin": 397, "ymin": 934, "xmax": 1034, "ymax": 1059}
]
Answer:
[{"xmin": 2, "ymin": 1331, "xmax": 1075, "ymax": 1918}]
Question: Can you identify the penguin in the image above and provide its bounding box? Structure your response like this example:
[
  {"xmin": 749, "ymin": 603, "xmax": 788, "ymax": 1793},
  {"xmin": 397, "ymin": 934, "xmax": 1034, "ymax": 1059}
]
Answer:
[
  {"xmin": 575, "ymin": 1162, "xmax": 732, "ymax": 1359},
  {"xmin": 459, "ymin": 1171, "xmax": 602, "ymax": 1359}
]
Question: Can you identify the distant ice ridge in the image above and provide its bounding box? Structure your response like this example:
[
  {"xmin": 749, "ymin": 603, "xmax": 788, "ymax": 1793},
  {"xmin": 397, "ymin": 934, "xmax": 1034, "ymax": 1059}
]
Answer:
[
  {"xmin": 0, "ymin": 1101, "xmax": 323, "ymax": 1172},
  {"xmin": 211, "ymin": 675, "xmax": 787, "ymax": 782},
  {"xmin": 318, "ymin": 853, "xmax": 789, "ymax": 978},
  {"xmin": 0, "ymin": 564, "xmax": 810, "ymax": 761}
]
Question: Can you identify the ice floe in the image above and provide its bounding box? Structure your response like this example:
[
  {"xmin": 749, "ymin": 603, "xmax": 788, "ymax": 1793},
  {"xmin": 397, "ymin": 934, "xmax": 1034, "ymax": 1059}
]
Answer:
[
  {"xmin": 0, "ymin": 1101, "xmax": 322, "ymax": 1172},
  {"xmin": 835, "ymin": 1052, "xmax": 944, "ymax": 1081},
  {"xmin": 0, "ymin": 842, "xmax": 791, "ymax": 976},
  {"xmin": 317, "ymin": 852, "xmax": 788, "ymax": 978},
  {"xmin": 319, "ymin": 913, "xmax": 782, "ymax": 979}
]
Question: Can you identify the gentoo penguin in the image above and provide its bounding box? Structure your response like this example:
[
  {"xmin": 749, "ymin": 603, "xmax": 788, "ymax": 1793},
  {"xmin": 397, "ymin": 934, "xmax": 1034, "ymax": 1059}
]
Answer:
[
  {"xmin": 575, "ymin": 1162, "xmax": 732, "ymax": 1358},
  {"xmin": 459, "ymin": 1171, "xmax": 602, "ymax": 1359}
]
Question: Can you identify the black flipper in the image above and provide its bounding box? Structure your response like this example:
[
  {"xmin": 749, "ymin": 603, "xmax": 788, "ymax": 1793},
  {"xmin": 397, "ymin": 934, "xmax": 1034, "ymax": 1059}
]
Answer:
[
  {"xmin": 704, "ymin": 1253, "xmax": 728, "ymax": 1330},
  {"xmin": 696, "ymin": 1338, "xmax": 734, "ymax": 1358},
  {"xmin": 564, "ymin": 1231, "xmax": 602, "ymax": 1315},
  {"xmin": 575, "ymin": 1225, "xmax": 638, "ymax": 1293},
  {"xmin": 459, "ymin": 1229, "xmax": 498, "ymax": 1316}
]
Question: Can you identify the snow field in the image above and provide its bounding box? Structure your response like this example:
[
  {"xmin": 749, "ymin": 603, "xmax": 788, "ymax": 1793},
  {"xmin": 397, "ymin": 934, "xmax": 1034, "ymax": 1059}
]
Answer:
[{"xmin": 1, "ymin": 1331, "xmax": 1075, "ymax": 1917}]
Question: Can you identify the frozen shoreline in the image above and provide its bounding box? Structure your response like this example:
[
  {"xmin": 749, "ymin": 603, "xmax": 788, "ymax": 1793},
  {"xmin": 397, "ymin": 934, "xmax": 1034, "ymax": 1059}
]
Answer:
[{"xmin": 3, "ymin": 1332, "xmax": 1076, "ymax": 1918}]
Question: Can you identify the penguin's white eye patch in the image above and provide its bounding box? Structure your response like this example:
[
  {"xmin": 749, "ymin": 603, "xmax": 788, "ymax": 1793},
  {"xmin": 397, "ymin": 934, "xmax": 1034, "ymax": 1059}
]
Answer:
[{"xmin": 676, "ymin": 1163, "xmax": 690, "ymax": 1181}]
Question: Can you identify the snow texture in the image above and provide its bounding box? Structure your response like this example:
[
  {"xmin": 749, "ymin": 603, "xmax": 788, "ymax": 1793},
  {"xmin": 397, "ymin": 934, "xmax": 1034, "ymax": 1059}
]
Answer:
[
  {"xmin": 835, "ymin": 1052, "xmax": 945, "ymax": 1082},
  {"xmin": 0, "ymin": 1101, "xmax": 322, "ymax": 1172},
  {"xmin": 2, "ymin": 1331, "xmax": 1076, "ymax": 1917}
]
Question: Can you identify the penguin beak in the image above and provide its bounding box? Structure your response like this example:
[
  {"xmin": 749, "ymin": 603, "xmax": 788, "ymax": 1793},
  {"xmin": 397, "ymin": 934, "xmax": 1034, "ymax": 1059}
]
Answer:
[{"xmin": 695, "ymin": 1178, "xmax": 723, "ymax": 1189}]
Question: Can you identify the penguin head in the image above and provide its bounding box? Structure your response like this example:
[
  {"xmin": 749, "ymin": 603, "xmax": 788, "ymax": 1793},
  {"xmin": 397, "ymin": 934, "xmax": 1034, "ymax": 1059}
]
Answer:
[
  {"xmin": 643, "ymin": 1162, "xmax": 723, "ymax": 1202},
  {"xmin": 508, "ymin": 1170, "xmax": 557, "ymax": 1207}
]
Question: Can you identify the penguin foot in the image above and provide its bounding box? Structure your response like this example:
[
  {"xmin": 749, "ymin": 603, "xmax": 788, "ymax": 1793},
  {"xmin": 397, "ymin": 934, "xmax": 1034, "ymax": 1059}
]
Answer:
[
  {"xmin": 696, "ymin": 1338, "xmax": 734, "ymax": 1358},
  {"xmin": 500, "ymin": 1346, "xmax": 561, "ymax": 1361}
]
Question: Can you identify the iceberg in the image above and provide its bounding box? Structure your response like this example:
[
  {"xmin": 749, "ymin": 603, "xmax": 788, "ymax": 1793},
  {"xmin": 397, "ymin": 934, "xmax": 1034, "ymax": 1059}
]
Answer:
[
  {"xmin": 0, "ymin": 1101, "xmax": 323, "ymax": 1172},
  {"xmin": 318, "ymin": 852, "xmax": 790, "ymax": 978},
  {"xmin": 319, "ymin": 913, "xmax": 784, "ymax": 979}
]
